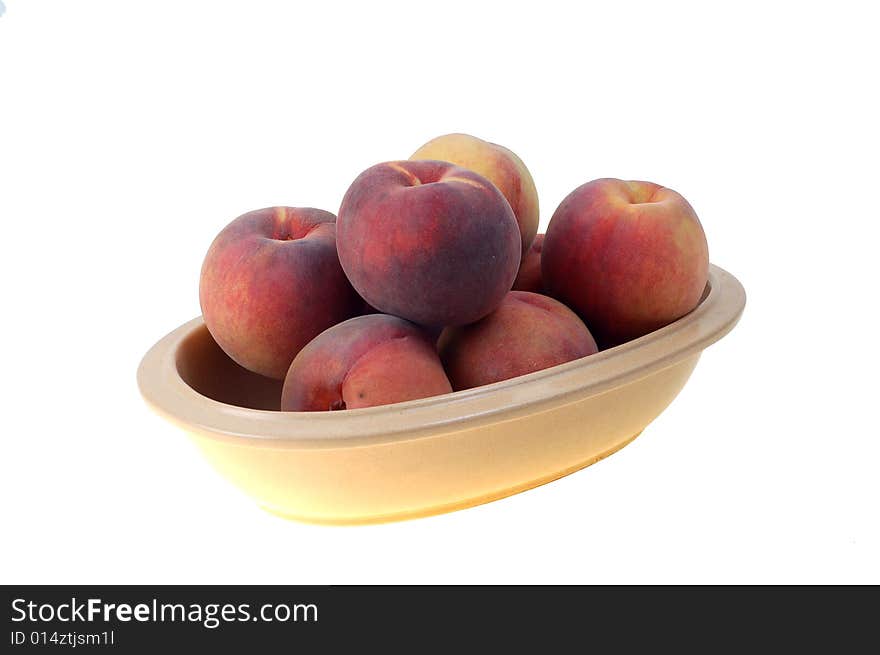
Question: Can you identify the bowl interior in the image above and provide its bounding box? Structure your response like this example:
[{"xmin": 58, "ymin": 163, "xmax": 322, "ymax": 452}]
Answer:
[{"xmin": 176, "ymin": 326, "xmax": 282, "ymax": 410}]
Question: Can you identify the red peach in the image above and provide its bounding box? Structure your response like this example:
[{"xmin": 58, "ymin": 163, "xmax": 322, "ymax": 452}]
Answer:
[
  {"xmin": 199, "ymin": 207, "xmax": 362, "ymax": 379},
  {"xmin": 336, "ymin": 160, "xmax": 521, "ymax": 327},
  {"xmin": 542, "ymin": 179, "xmax": 709, "ymax": 346},
  {"xmin": 438, "ymin": 291, "xmax": 598, "ymax": 390},
  {"xmin": 281, "ymin": 314, "xmax": 452, "ymax": 411}
]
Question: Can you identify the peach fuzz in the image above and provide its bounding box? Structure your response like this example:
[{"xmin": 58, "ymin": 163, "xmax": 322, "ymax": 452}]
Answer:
[
  {"xmin": 512, "ymin": 233, "xmax": 545, "ymax": 293},
  {"xmin": 542, "ymin": 178, "xmax": 709, "ymax": 346},
  {"xmin": 281, "ymin": 314, "xmax": 452, "ymax": 411},
  {"xmin": 411, "ymin": 133, "xmax": 540, "ymax": 253},
  {"xmin": 336, "ymin": 160, "xmax": 521, "ymax": 327},
  {"xmin": 199, "ymin": 206, "xmax": 362, "ymax": 380},
  {"xmin": 438, "ymin": 291, "xmax": 598, "ymax": 391}
]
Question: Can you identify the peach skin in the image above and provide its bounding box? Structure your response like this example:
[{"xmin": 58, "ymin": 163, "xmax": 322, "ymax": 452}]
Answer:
[
  {"xmin": 542, "ymin": 179, "xmax": 709, "ymax": 346},
  {"xmin": 199, "ymin": 207, "xmax": 362, "ymax": 379},
  {"xmin": 439, "ymin": 291, "xmax": 598, "ymax": 390},
  {"xmin": 281, "ymin": 314, "xmax": 452, "ymax": 411},
  {"xmin": 411, "ymin": 133, "xmax": 539, "ymax": 252},
  {"xmin": 512, "ymin": 233, "xmax": 545, "ymax": 293},
  {"xmin": 336, "ymin": 160, "xmax": 521, "ymax": 327}
]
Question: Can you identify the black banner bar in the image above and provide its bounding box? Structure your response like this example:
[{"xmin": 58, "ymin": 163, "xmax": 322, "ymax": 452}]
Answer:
[{"xmin": 2, "ymin": 586, "xmax": 876, "ymax": 651}]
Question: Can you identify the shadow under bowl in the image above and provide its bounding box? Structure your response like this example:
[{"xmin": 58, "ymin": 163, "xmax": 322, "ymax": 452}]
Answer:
[{"xmin": 138, "ymin": 264, "xmax": 745, "ymax": 524}]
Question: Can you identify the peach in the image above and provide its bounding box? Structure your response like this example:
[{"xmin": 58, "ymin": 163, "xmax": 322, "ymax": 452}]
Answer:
[
  {"xmin": 512, "ymin": 233, "xmax": 545, "ymax": 293},
  {"xmin": 438, "ymin": 291, "xmax": 598, "ymax": 390},
  {"xmin": 542, "ymin": 178, "xmax": 709, "ymax": 346},
  {"xmin": 336, "ymin": 160, "xmax": 521, "ymax": 327},
  {"xmin": 199, "ymin": 207, "xmax": 362, "ymax": 379},
  {"xmin": 411, "ymin": 133, "xmax": 539, "ymax": 252},
  {"xmin": 281, "ymin": 314, "xmax": 452, "ymax": 411}
]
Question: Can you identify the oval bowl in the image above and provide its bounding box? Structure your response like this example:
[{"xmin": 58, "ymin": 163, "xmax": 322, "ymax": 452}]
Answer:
[{"xmin": 137, "ymin": 264, "xmax": 745, "ymax": 524}]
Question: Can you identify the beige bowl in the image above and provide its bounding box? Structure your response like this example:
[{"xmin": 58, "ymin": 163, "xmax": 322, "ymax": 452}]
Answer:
[{"xmin": 137, "ymin": 264, "xmax": 745, "ymax": 524}]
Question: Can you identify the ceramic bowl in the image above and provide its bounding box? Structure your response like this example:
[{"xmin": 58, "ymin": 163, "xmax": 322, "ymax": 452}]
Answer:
[{"xmin": 137, "ymin": 264, "xmax": 745, "ymax": 524}]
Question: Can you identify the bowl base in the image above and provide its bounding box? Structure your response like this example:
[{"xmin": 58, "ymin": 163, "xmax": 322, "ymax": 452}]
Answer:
[{"xmin": 258, "ymin": 430, "xmax": 644, "ymax": 525}]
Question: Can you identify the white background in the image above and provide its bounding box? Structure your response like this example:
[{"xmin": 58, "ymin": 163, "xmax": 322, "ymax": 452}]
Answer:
[{"xmin": 1, "ymin": 1, "xmax": 878, "ymax": 584}]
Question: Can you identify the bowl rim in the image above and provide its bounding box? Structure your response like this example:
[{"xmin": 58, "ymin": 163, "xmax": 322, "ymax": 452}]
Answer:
[{"xmin": 137, "ymin": 263, "xmax": 745, "ymax": 448}]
